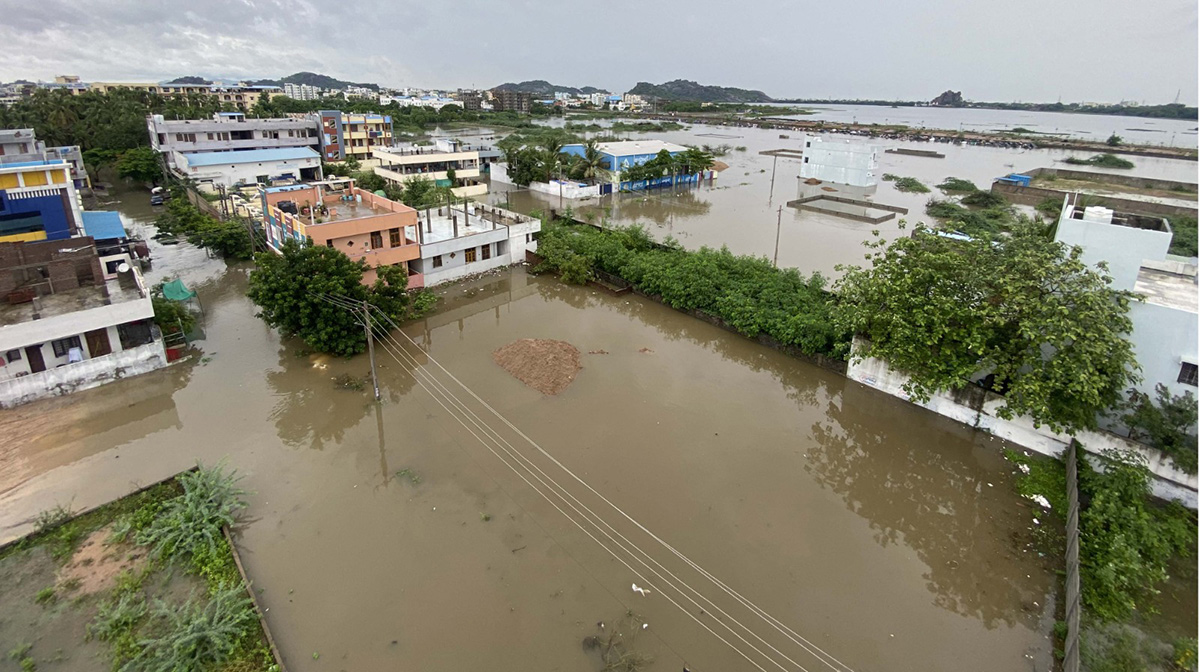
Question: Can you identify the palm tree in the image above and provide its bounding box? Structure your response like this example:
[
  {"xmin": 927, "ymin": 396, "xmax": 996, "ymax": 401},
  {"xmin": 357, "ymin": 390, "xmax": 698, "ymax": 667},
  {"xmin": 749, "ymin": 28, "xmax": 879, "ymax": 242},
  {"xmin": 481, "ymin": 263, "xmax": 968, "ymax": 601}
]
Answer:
[
  {"xmin": 575, "ymin": 139, "xmax": 609, "ymax": 184},
  {"xmin": 539, "ymin": 138, "xmax": 564, "ymax": 183}
]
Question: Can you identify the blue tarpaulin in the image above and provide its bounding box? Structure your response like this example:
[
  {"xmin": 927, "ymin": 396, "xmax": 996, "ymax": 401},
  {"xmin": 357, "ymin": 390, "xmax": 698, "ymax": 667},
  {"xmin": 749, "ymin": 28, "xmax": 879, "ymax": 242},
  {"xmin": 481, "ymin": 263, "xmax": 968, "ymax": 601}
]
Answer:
[{"xmin": 81, "ymin": 211, "xmax": 127, "ymax": 241}]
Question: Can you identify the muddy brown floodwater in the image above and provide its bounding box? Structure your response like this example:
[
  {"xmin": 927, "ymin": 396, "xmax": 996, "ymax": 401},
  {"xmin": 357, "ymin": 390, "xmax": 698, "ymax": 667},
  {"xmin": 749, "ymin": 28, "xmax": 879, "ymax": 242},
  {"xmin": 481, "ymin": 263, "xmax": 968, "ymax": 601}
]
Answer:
[{"xmin": 0, "ymin": 179, "xmax": 1190, "ymax": 671}]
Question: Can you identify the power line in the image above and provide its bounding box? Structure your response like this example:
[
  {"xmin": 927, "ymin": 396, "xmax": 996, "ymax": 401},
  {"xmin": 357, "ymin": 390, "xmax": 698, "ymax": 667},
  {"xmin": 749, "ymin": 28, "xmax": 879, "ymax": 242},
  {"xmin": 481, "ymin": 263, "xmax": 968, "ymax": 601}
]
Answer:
[{"xmin": 310, "ymin": 291, "xmax": 856, "ymax": 672}]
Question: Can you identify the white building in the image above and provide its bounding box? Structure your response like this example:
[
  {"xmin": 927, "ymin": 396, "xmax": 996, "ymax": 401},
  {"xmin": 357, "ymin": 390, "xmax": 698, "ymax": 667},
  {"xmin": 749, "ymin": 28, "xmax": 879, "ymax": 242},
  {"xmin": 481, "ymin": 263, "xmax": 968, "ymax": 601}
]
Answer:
[
  {"xmin": 283, "ymin": 82, "xmax": 324, "ymax": 100},
  {"xmin": 373, "ymin": 139, "xmax": 487, "ymax": 198},
  {"xmin": 799, "ymin": 135, "xmax": 880, "ymax": 187},
  {"xmin": 0, "ymin": 238, "xmax": 166, "ymax": 408},
  {"xmin": 148, "ymin": 112, "xmax": 321, "ymax": 171},
  {"xmin": 386, "ymin": 96, "xmax": 464, "ymax": 111},
  {"xmin": 1054, "ymin": 198, "xmax": 1198, "ymax": 402},
  {"xmin": 172, "ymin": 147, "xmax": 323, "ymax": 188},
  {"xmin": 409, "ymin": 202, "xmax": 540, "ymax": 286}
]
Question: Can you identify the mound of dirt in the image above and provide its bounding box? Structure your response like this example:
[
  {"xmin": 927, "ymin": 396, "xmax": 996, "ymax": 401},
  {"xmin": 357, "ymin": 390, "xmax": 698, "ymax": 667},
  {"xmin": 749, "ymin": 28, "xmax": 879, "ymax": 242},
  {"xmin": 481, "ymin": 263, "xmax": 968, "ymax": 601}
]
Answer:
[
  {"xmin": 58, "ymin": 526, "xmax": 146, "ymax": 595},
  {"xmin": 492, "ymin": 339, "xmax": 581, "ymax": 395}
]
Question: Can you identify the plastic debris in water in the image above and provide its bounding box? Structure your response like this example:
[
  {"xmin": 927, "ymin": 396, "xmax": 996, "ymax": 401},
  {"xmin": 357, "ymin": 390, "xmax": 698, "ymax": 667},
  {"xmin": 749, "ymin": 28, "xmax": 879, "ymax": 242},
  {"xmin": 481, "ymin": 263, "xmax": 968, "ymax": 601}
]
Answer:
[
  {"xmin": 1018, "ymin": 463, "xmax": 1031, "ymax": 474},
  {"xmin": 1023, "ymin": 494, "xmax": 1052, "ymax": 509},
  {"xmin": 632, "ymin": 583, "xmax": 651, "ymax": 596}
]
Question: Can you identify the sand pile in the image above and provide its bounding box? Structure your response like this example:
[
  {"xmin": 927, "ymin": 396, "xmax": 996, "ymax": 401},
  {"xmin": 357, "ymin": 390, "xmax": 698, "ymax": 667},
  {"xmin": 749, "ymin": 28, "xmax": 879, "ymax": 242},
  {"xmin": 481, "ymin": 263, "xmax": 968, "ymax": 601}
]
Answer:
[{"xmin": 492, "ymin": 339, "xmax": 581, "ymax": 395}]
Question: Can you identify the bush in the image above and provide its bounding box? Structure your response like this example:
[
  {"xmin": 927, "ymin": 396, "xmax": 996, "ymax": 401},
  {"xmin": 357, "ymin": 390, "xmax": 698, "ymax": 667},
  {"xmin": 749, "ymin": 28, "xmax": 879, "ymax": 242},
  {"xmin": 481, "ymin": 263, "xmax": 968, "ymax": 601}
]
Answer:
[
  {"xmin": 1123, "ymin": 385, "xmax": 1198, "ymax": 474},
  {"xmin": 535, "ymin": 221, "xmax": 847, "ymax": 358},
  {"xmin": 936, "ymin": 177, "xmax": 978, "ymax": 193},
  {"xmin": 1167, "ymin": 215, "xmax": 1197, "ymax": 257},
  {"xmin": 924, "ymin": 199, "xmax": 1017, "ymax": 237},
  {"xmin": 960, "ymin": 190, "xmax": 1008, "ymax": 208},
  {"xmin": 124, "ymin": 585, "xmax": 256, "ymax": 672},
  {"xmin": 1078, "ymin": 450, "xmax": 1196, "ymax": 622},
  {"xmin": 1064, "ymin": 154, "xmax": 1135, "ymax": 169},
  {"xmin": 137, "ymin": 465, "xmax": 246, "ymax": 565}
]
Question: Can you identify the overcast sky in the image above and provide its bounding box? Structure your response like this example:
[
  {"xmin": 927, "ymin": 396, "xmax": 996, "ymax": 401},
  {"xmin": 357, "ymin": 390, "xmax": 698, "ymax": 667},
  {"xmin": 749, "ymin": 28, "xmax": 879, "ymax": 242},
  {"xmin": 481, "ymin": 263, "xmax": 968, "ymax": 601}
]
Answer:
[{"xmin": 0, "ymin": 0, "xmax": 1196, "ymax": 104}]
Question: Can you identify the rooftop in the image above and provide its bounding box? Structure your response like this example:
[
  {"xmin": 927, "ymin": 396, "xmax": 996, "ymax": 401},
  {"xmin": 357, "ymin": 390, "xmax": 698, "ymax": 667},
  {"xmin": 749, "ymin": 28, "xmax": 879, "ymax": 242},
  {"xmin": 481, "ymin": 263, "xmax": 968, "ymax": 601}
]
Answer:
[
  {"xmin": 595, "ymin": 140, "xmax": 688, "ymax": 157},
  {"xmin": 1135, "ymin": 266, "xmax": 1198, "ymax": 313},
  {"xmin": 0, "ymin": 273, "xmax": 144, "ymax": 327},
  {"xmin": 81, "ymin": 211, "xmax": 127, "ymax": 241},
  {"xmin": 417, "ymin": 203, "xmax": 535, "ymax": 244},
  {"xmin": 0, "ymin": 159, "xmax": 67, "ymax": 171},
  {"xmin": 181, "ymin": 147, "xmax": 320, "ymax": 167}
]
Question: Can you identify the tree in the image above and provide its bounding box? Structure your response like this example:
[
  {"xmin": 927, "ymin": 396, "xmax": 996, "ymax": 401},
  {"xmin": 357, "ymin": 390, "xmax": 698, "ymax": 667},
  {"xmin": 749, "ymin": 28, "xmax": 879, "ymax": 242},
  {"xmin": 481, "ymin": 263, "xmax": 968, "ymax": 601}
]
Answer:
[
  {"xmin": 1106, "ymin": 133, "xmax": 1123, "ymax": 147},
  {"xmin": 572, "ymin": 139, "xmax": 609, "ymax": 183},
  {"xmin": 352, "ymin": 170, "xmax": 386, "ymax": 192},
  {"xmin": 678, "ymin": 147, "xmax": 715, "ymax": 176},
  {"xmin": 248, "ymin": 239, "xmax": 432, "ymax": 356},
  {"xmin": 833, "ymin": 221, "xmax": 1140, "ymax": 433},
  {"xmin": 151, "ymin": 287, "xmax": 196, "ymax": 338},
  {"xmin": 116, "ymin": 146, "xmax": 163, "ymax": 185},
  {"xmin": 445, "ymin": 165, "xmax": 457, "ymax": 186}
]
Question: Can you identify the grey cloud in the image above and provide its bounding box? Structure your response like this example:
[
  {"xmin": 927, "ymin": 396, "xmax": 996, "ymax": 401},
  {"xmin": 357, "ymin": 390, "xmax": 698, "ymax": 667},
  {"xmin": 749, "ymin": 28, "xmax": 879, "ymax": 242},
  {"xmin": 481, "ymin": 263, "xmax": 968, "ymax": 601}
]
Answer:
[{"xmin": 0, "ymin": 0, "xmax": 1194, "ymax": 104}]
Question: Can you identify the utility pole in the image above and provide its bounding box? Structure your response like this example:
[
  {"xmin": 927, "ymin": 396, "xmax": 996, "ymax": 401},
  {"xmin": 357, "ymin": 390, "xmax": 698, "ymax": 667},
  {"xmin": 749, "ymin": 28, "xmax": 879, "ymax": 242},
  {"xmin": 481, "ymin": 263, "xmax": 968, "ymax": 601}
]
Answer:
[
  {"xmin": 362, "ymin": 300, "xmax": 380, "ymax": 401},
  {"xmin": 768, "ymin": 154, "xmax": 778, "ymax": 202},
  {"xmin": 772, "ymin": 205, "xmax": 783, "ymax": 268}
]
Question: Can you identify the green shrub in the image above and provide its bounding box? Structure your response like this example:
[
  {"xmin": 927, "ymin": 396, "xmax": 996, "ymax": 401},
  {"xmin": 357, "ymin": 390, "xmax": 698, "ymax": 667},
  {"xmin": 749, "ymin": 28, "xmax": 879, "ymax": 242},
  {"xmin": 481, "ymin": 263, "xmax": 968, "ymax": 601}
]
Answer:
[
  {"xmin": 136, "ymin": 465, "xmax": 246, "ymax": 564},
  {"xmin": 88, "ymin": 591, "xmax": 148, "ymax": 643},
  {"xmin": 535, "ymin": 221, "xmax": 847, "ymax": 358},
  {"xmin": 122, "ymin": 585, "xmax": 256, "ymax": 672},
  {"xmin": 1078, "ymin": 450, "xmax": 1196, "ymax": 622},
  {"xmin": 936, "ymin": 177, "xmax": 978, "ymax": 193},
  {"xmin": 960, "ymin": 190, "xmax": 1008, "ymax": 209},
  {"xmin": 1167, "ymin": 215, "xmax": 1197, "ymax": 257},
  {"xmin": 1064, "ymin": 154, "xmax": 1135, "ymax": 169},
  {"xmin": 1174, "ymin": 637, "xmax": 1198, "ymax": 671},
  {"xmin": 1123, "ymin": 385, "xmax": 1198, "ymax": 474}
]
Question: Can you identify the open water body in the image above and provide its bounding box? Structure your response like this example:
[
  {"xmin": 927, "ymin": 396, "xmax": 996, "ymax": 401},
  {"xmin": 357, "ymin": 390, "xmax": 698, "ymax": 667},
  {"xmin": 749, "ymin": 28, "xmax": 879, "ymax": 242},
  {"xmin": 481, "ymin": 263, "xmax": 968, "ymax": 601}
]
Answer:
[
  {"xmin": 777, "ymin": 103, "xmax": 1200, "ymax": 149},
  {"xmin": 0, "ymin": 170, "xmax": 1193, "ymax": 669},
  {"xmin": 488, "ymin": 119, "xmax": 1197, "ymax": 279}
]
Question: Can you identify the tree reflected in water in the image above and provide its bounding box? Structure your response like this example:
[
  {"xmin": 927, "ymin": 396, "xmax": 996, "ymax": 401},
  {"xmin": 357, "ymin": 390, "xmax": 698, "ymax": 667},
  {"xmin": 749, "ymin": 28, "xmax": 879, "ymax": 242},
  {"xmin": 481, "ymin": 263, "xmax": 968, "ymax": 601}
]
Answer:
[{"xmin": 806, "ymin": 381, "xmax": 1055, "ymax": 628}]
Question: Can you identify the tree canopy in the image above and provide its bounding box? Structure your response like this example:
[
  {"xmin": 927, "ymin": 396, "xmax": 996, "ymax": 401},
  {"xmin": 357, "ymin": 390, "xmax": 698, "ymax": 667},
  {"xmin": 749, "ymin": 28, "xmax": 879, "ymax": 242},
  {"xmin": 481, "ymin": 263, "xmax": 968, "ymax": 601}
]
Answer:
[
  {"xmin": 833, "ymin": 222, "xmax": 1139, "ymax": 433},
  {"xmin": 116, "ymin": 146, "xmax": 163, "ymax": 184},
  {"xmin": 247, "ymin": 240, "xmax": 434, "ymax": 356}
]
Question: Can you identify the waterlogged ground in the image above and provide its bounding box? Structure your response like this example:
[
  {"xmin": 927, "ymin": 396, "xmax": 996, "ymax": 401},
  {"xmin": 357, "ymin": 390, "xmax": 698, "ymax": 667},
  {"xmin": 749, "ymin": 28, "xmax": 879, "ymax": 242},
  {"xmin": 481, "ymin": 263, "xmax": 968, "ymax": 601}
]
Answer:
[
  {"xmin": 0, "ymin": 159, "xmax": 1193, "ymax": 670},
  {"xmin": 488, "ymin": 119, "xmax": 1198, "ymax": 279}
]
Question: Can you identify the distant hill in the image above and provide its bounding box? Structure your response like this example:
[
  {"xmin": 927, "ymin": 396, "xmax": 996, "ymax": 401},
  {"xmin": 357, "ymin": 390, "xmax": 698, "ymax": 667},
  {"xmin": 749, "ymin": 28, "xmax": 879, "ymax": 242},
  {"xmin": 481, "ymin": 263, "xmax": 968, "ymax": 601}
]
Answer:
[
  {"xmin": 165, "ymin": 76, "xmax": 211, "ymax": 85},
  {"xmin": 492, "ymin": 80, "xmax": 607, "ymax": 96},
  {"xmin": 628, "ymin": 80, "xmax": 773, "ymax": 103},
  {"xmin": 931, "ymin": 90, "xmax": 966, "ymax": 107},
  {"xmin": 251, "ymin": 72, "xmax": 380, "ymax": 91}
]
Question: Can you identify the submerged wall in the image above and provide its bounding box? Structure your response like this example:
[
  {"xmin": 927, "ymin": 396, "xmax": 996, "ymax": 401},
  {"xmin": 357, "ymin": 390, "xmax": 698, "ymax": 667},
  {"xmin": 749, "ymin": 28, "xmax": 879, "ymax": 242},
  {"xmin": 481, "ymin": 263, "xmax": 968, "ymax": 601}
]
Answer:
[
  {"xmin": 0, "ymin": 340, "xmax": 169, "ymax": 409},
  {"xmin": 845, "ymin": 346, "xmax": 1198, "ymax": 507}
]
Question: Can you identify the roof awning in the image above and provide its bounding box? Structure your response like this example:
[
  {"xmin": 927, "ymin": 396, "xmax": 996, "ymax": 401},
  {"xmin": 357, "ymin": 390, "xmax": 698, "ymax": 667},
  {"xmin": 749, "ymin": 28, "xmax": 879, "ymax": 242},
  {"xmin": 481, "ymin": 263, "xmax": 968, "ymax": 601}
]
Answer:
[{"xmin": 81, "ymin": 211, "xmax": 127, "ymax": 241}]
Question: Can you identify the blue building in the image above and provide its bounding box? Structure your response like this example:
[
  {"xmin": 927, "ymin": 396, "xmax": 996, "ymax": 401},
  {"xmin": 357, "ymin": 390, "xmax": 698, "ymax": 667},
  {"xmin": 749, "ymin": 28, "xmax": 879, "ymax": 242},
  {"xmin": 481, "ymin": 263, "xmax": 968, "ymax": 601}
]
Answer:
[
  {"xmin": 560, "ymin": 140, "xmax": 688, "ymax": 173},
  {"xmin": 0, "ymin": 159, "xmax": 83, "ymax": 243}
]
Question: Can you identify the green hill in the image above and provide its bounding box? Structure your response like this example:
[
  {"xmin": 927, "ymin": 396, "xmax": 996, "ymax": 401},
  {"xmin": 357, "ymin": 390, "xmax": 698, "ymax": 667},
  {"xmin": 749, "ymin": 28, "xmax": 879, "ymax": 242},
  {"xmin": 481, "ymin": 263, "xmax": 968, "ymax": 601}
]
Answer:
[
  {"xmin": 492, "ymin": 80, "xmax": 607, "ymax": 96},
  {"xmin": 627, "ymin": 79, "xmax": 773, "ymax": 103},
  {"xmin": 251, "ymin": 72, "xmax": 379, "ymax": 91}
]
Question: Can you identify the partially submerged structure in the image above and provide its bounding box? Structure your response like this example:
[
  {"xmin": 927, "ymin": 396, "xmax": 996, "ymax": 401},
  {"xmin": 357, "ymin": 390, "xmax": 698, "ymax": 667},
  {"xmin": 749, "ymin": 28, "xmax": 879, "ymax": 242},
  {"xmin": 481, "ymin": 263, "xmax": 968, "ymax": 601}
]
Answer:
[{"xmin": 799, "ymin": 135, "xmax": 880, "ymax": 188}]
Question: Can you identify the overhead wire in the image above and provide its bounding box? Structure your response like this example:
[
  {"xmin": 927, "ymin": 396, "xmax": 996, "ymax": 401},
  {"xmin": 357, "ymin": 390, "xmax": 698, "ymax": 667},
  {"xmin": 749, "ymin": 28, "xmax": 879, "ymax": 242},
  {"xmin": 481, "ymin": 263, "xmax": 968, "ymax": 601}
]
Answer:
[{"xmin": 311, "ymin": 290, "xmax": 856, "ymax": 672}]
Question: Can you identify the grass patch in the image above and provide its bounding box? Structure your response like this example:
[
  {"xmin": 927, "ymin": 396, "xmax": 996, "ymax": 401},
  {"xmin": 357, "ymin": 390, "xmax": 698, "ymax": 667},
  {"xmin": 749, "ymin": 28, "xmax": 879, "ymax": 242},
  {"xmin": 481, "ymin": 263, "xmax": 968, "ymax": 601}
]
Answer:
[
  {"xmin": 395, "ymin": 468, "xmax": 422, "ymax": 485},
  {"xmin": 1166, "ymin": 215, "xmax": 1197, "ymax": 257},
  {"xmin": 1, "ymin": 465, "xmax": 277, "ymax": 672}
]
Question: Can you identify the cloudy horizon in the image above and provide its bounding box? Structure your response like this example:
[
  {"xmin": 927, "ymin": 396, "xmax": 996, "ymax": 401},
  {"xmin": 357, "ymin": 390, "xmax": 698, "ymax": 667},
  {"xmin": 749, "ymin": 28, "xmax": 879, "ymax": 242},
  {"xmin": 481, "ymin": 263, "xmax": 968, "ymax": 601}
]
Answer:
[{"xmin": 0, "ymin": 0, "xmax": 1196, "ymax": 105}]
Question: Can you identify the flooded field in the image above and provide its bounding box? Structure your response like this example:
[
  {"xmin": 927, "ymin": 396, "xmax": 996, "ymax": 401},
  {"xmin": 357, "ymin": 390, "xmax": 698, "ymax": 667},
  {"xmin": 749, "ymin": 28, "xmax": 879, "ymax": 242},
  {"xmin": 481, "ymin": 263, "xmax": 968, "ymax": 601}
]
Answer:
[
  {"xmin": 488, "ymin": 120, "xmax": 1198, "ymax": 279},
  {"xmin": 1, "ymin": 157, "xmax": 1194, "ymax": 670}
]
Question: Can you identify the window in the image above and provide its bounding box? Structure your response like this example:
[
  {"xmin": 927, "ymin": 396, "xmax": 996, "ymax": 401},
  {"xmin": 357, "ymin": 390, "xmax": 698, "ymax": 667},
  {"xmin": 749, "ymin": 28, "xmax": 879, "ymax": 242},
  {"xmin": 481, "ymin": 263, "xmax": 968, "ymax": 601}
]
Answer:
[
  {"xmin": 5, "ymin": 349, "xmax": 20, "ymax": 363},
  {"xmin": 370, "ymin": 231, "xmax": 383, "ymax": 249},
  {"xmin": 51, "ymin": 336, "xmax": 82, "ymax": 358},
  {"xmin": 1179, "ymin": 362, "xmax": 1198, "ymax": 387},
  {"xmin": 481, "ymin": 244, "xmax": 491, "ymax": 260},
  {"xmin": 432, "ymin": 255, "xmax": 443, "ymax": 268},
  {"xmin": 465, "ymin": 248, "xmax": 477, "ymax": 263},
  {"xmin": 207, "ymin": 132, "xmax": 214, "ymax": 140},
  {"xmin": 389, "ymin": 228, "xmax": 401, "ymax": 247},
  {"xmin": 326, "ymin": 240, "xmax": 334, "ymax": 248}
]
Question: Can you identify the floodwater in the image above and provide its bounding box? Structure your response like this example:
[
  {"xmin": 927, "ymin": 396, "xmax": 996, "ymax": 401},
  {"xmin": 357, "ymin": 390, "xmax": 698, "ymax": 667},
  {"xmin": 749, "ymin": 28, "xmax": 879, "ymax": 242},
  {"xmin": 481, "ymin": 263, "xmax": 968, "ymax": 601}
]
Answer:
[
  {"xmin": 490, "ymin": 120, "xmax": 1198, "ymax": 279},
  {"xmin": 0, "ymin": 181, "xmax": 1068, "ymax": 671},
  {"xmin": 780, "ymin": 103, "xmax": 1200, "ymax": 149},
  {"xmin": 1, "ymin": 166, "xmax": 1193, "ymax": 670}
]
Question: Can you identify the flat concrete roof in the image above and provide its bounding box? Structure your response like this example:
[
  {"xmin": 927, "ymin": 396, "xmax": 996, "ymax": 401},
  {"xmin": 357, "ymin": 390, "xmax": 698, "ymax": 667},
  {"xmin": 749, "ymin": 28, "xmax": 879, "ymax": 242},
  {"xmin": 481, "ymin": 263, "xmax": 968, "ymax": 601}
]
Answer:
[
  {"xmin": 596, "ymin": 140, "xmax": 688, "ymax": 157},
  {"xmin": 1135, "ymin": 267, "xmax": 1198, "ymax": 313},
  {"xmin": 182, "ymin": 147, "xmax": 319, "ymax": 167},
  {"xmin": 0, "ymin": 274, "xmax": 144, "ymax": 327}
]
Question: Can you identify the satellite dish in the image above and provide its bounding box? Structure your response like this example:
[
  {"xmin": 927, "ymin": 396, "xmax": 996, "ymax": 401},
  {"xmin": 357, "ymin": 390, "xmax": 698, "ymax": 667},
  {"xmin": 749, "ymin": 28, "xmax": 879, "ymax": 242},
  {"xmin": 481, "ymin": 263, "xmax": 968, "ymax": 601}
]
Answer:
[{"xmin": 117, "ymin": 262, "xmax": 131, "ymax": 273}]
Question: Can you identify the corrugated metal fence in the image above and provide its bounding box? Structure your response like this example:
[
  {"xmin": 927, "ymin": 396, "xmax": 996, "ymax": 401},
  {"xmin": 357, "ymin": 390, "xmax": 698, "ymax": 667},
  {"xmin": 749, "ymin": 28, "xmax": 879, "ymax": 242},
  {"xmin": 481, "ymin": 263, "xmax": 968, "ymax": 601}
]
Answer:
[{"xmin": 1063, "ymin": 439, "xmax": 1082, "ymax": 672}]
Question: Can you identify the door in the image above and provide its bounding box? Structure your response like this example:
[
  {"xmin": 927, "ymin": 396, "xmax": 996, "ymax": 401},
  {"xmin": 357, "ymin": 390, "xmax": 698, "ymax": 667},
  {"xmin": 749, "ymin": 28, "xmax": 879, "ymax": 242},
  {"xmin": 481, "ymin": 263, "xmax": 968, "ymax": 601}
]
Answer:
[
  {"xmin": 85, "ymin": 329, "xmax": 112, "ymax": 357},
  {"xmin": 25, "ymin": 345, "xmax": 45, "ymax": 373}
]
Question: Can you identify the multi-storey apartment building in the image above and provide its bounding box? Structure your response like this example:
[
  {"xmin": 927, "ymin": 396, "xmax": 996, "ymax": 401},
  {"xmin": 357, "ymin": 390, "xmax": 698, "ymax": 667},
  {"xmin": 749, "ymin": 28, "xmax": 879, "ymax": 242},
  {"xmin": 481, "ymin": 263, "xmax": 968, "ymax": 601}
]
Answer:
[
  {"xmin": 317, "ymin": 111, "xmax": 394, "ymax": 162},
  {"xmin": 1, "ymin": 128, "xmax": 89, "ymax": 190},
  {"xmin": 283, "ymin": 83, "xmax": 324, "ymax": 100},
  {"xmin": 373, "ymin": 139, "xmax": 488, "ymax": 197},
  {"xmin": 0, "ymin": 159, "xmax": 85, "ymax": 243},
  {"xmin": 148, "ymin": 112, "xmax": 321, "ymax": 171}
]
